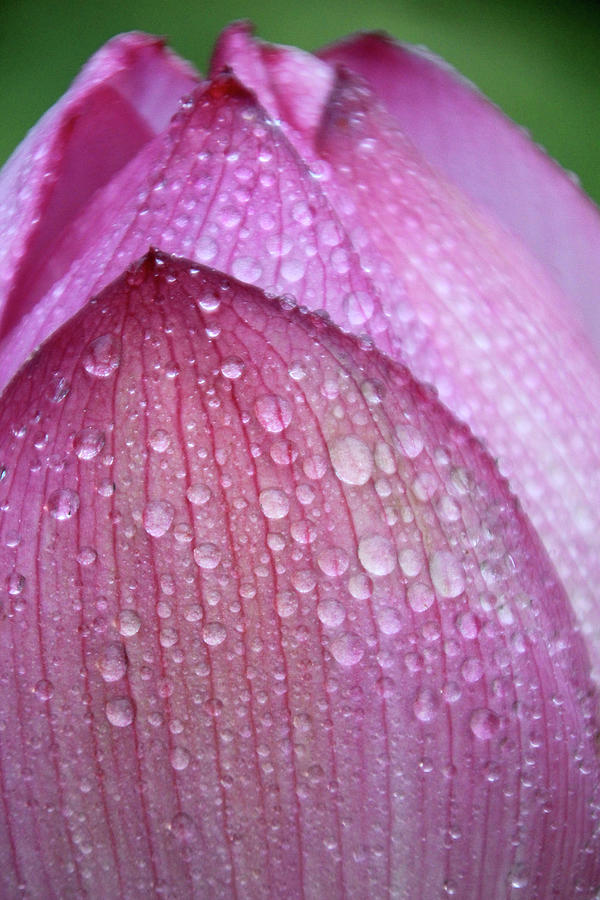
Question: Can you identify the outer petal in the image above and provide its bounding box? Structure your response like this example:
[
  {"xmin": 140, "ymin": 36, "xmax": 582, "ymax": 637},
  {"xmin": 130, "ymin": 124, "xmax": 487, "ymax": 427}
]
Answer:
[
  {"xmin": 319, "ymin": 33, "xmax": 600, "ymax": 354},
  {"xmin": 210, "ymin": 25, "xmax": 600, "ymax": 677},
  {"xmin": 0, "ymin": 251, "xmax": 598, "ymax": 898},
  {"xmin": 0, "ymin": 32, "xmax": 198, "ymax": 339}
]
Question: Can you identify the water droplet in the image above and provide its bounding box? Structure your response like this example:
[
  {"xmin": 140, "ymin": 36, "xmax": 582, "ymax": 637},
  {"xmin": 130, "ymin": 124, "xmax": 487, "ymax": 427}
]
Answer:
[
  {"xmin": 430, "ymin": 551, "xmax": 465, "ymax": 599},
  {"xmin": 98, "ymin": 642, "xmax": 128, "ymax": 682},
  {"xmin": 456, "ymin": 611, "xmax": 479, "ymax": 639},
  {"xmin": 376, "ymin": 606, "xmax": 402, "ymax": 635},
  {"xmin": 291, "ymin": 569, "xmax": 317, "ymax": 594},
  {"xmin": 73, "ymin": 427, "xmax": 105, "ymax": 460},
  {"xmin": 6, "ymin": 572, "xmax": 25, "ymax": 595},
  {"xmin": 398, "ymin": 548, "xmax": 423, "ymax": 578},
  {"xmin": 343, "ymin": 291, "xmax": 374, "ymax": 327},
  {"xmin": 77, "ymin": 546, "xmax": 97, "ymax": 566},
  {"xmin": 259, "ymin": 488, "xmax": 289, "ymax": 519},
  {"xmin": 270, "ymin": 439, "xmax": 298, "ymax": 466},
  {"xmin": 105, "ymin": 697, "xmax": 135, "ymax": 727},
  {"xmin": 461, "ymin": 657, "xmax": 484, "ymax": 683},
  {"xmin": 288, "ymin": 361, "xmax": 307, "ymax": 381},
  {"xmin": 396, "ymin": 425, "xmax": 424, "ymax": 459},
  {"xmin": 117, "ymin": 609, "xmax": 141, "ymax": 637},
  {"xmin": 143, "ymin": 500, "xmax": 174, "ymax": 538},
  {"xmin": 330, "ymin": 632, "xmax": 364, "ymax": 667},
  {"xmin": 48, "ymin": 489, "xmax": 80, "ymax": 520},
  {"xmin": 276, "ymin": 592, "xmax": 298, "ymax": 617},
  {"xmin": 203, "ymin": 621, "xmax": 227, "ymax": 646},
  {"xmin": 317, "ymin": 547, "xmax": 349, "ymax": 577},
  {"xmin": 470, "ymin": 707, "xmax": 500, "ymax": 740},
  {"xmin": 170, "ymin": 746, "xmax": 190, "ymax": 771},
  {"xmin": 194, "ymin": 543, "xmax": 221, "ymax": 570},
  {"xmin": 329, "ymin": 435, "xmax": 373, "ymax": 486},
  {"xmin": 317, "ymin": 599, "xmax": 346, "ymax": 628},
  {"xmin": 255, "ymin": 395, "xmax": 292, "ymax": 433},
  {"xmin": 358, "ymin": 534, "xmax": 396, "ymax": 576},
  {"xmin": 82, "ymin": 335, "xmax": 120, "ymax": 378},
  {"xmin": 34, "ymin": 679, "xmax": 54, "ymax": 701},
  {"xmin": 149, "ymin": 429, "xmax": 171, "ymax": 453},
  {"xmin": 348, "ymin": 573, "xmax": 372, "ymax": 600},
  {"xmin": 197, "ymin": 290, "xmax": 221, "ymax": 313},
  {"xmin": 48, "ymin": 373, "xmax": 70, "ymax": 403},
  {"xmin": 414, "ymin": 687, "xmax": 439, "ymax": 722},
  {"xmin": 221, "ymin": 356, "xmax": 245, "ymax": 379},
  {"xmin": 407, "ymin": 582, "xmax": 435, "ymax": 613},
  {"xmin": 186, "ymin": 483, "xmax": 211, "ymax": 506},
  {"xmin": 170, "ymin": 812, "xmax": 196, "ymax": 843}
]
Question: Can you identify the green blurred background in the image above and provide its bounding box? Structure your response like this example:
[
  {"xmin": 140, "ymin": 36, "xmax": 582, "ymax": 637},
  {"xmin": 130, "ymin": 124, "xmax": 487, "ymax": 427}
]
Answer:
[{"xmin": 1, "ymin": 0, "xmax": 599, "ymax": 204}]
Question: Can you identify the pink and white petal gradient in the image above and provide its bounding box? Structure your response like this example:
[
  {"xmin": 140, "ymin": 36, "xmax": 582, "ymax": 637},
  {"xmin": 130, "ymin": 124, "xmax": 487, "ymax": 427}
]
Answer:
[
  {"xmin": 211, "ymin": 23, "xmax": 600, "ymax": 678},
  {"xmin": 0, "ymin": 251, "xmax": 597, "ymax": 898},
  {"xmin": 0, "ymin": 32, "xmax": 198, "ymax": 340}
]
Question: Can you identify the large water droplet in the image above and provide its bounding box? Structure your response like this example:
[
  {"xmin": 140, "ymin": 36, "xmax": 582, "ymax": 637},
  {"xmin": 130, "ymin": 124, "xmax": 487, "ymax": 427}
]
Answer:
[
  {"xmin": 358, "ymin": 534, "xmax": 396, "ymax": 576},
  {"xmin": 194, "ymin": 543, "xmax": 221, "ymax": 570},
  {"xmin": 255, "ymin": 395, "xmax": 293, "ymax": 433},
  {"xmin": 98, "ymin": 642, "xmax": 128, "ymax": 682},
  {"xmin": 317, "ymin": 547, "xmax": 349, "ymax": 577},
  {"xmin": 82, "ymin": 334, "xmax": 120, "ymax": 378},
  {"xmin": 221, "ymin": 356, "xmax": 245, "ymax": 380},
  {"xmin": 149, "ymin": 429, "xmax": 171, "ymax": 453},
  {"xmin": 48, "ymin": 489, "xmax": 80, "ymax": 520},
  {"xmin": 73, "ymin": 427, "xmax": 105, "ymax": 460},
  {"xmin": 203, "ymin": 621, "xmax": 227, "ymax": 646},
  {"xmin": 470, "ymin": 707, "xmax": 500, "ymax": 740},
  {"xmin": 186, "ymin": 483, "xmax": 211, "ymax": 506},
  {"xmin": 329, "ymin": 435, "xmax": 373, "ymax": 486},
  {"xmin": 430, "ymin": 550, "xmax": 465, "ymax": 598},
  {"xmin": 407, "ymin": 582, "xmax": 435, "ymax": 613},
  {"xmin": 259, "ymin": 488, "xmax": 289, "ymax": 519},
  {"xmin": 143, "ymin": 500, "xmax": 174, "ymax": 538},
  {"xmin": 330, "ymin": 632, "xmax": 364, "ymax": 667},
  {"xmin": 106, "ymin": 697, "xmax": 135, "ymax": 727},
  {"xmin": 117, "ymin": 609, "xmax": 141, "ymax": 637},
  {"xmin": 317, "ymin": 599, "xmax": 346, "ymax": 628}
]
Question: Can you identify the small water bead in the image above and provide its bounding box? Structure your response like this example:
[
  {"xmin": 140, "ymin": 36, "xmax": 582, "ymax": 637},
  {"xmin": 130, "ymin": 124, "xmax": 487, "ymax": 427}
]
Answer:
[
  {"xmin": 288, "ymin": 361, "xmax": 307, "ymax": 381},
  {"xmin": 77, "ymin": 546, "xmax": 98, "ymax": 566},
  {"xmin": 34, "ymin": 679, "xmax": 54, "ymax": 701},
  {"xmin": 118, "ymin": 609, "xmax": 141, "ymax": 637},
  {"xmin": 48, "ymin": 373, "xmax": 70, "ymax": 403},
  {"xmin": 317, "ymin": 599, "xmax": 346, "ymax": 628},
  {"xmin": 82, "ymin": 335, "xmax": 120, "ymax": 378},
  {"xmin": 291, "ymin": 569, "xmax": 317, "ymax": 594},
  {"xmin": 196, "ymin": 290, "xmax": 221, "ymax": 313},
  {"xmin": 259, "ymin": 489, "xmax": 289, "ymax": 520},
  {"xmin": 221, "ymin": 356, "xmax": 245, "ymax": 380},
  {"xmin": 348, "ymin": 573, "xmax": 372, "ymax": 600},
  {"xmin": 358, "ymin": 534, "xmax": 396, "ymax": 577},
  {"xmin": 48, "ymin": 489, "xmax": 80, "ymax": 520},
  {"xmin": 170, "ymin": 812, "xmax": 196, "ymax": 844},
  {"xmin": 149, "ymin": 429, "xmax": 171, "ymax": 453},
  {"xmin": 270, "ymin": 439, "xmax": 298, "ymax": 466},
  {"xmin": 143, "ymin": 500, "xmax": 174, "ymax": 538},
  {"xmin": 194, "ymin": 543, "xmax": 222, "ymax": 570},
  {"xmin": 406, "ymin": 582, "xmax": 435, "ymax": 613},
  {"xmin": 330, "ymin": 632, "xmax": 364, "ymax": 667},
  {"xmin": 255, "ymin": 395, "xmax": 293, "ymax": 433},
  {"xmin": 317, "ymin": 547, "xmax": 349, "ymax": 577},
  {"xmin": 170, "ymin": 746, "xmax": 191, "ymax": 771},
  {"xmin": 73, "ymin": 427, "xmax": 105, "ymax": 460},
  {"xmin": 461, "ymin": 657, "xmax": 484, "ymax": 683},
  {"xmin": 430, "ymin": 550, "xmax": 465, "ymax": 599},
  {"xmin": 105, "ymin": 697, "xmax": 135, "ymax": 727},
  {"xmin": 329, "ymin": 435, "xmax": 373, "ymax": 486},
  {"xmin": 343, "ymin": 291, "xmax": 375, "ymax": 327},
  {"xmin": 398, "ymin": 547, "xmax": 423, "ymax": 578},
  {"xmin": 413, "ymin": 687, "xmax": 439, "ymax": 723},
  {"xmin": 276, "ymin": 592, "xmax": 298, "ymax": 618},
  {"xmin": 376, "ymin": 606, "xmax": 402, "ymax": 635},
  {"xmin": 186, "ymin": 483, "xmax": 211, "ymax": 506},
  {"xmin": 6, "ymin": 572, "xmax": 25, "ymax": 595},
  {"xmin": 98, "ymin": 642, "xmax": 128, "ymax": 682},
  {"xmin": 203, "ymin": 621, "xmax": 227, "ymax": 646},
  {"xmin": 456, "ymin": 611, "xmax": 480, "ymax": 640},
  {"xmin": 470, "ymin": 707, "xmax": 500, "ymax": 740},
  {"xmin": 396, "ymin": 425, "xmax": 424, "ymax": 459}
]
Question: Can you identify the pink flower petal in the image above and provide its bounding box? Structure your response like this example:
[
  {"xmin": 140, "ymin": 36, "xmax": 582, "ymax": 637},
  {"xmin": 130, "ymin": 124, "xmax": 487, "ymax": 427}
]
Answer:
[
  {"xmin": 0, "ymin": 251, "xmax": 598, "ymax": 897},
  {"xmin": 319, "ymin": 32, "xmax": 600, "ymax": 355},
  {"xmin": 210, "ymin": 27, "xmax": 600, "ymax": 677},
  {"xmin": 0, "ymin": 32, "xmax": 198, "ymax": 341}
]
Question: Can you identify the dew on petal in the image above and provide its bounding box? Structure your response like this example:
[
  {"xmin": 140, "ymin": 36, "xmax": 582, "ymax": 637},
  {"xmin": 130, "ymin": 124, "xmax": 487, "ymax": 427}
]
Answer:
[
  {"xmin": 358, "ymin": 534, "xmax": 396, "ymax": 576},
  {"xmin": 73, "ymin": 427, "xmax": 105, "ymax": 460},
  {"xmin": 149, "ymin": 429, "xmax": 171, "ymax": 453},
  {"xmin": 376, "ymin": 605, "xmax": 402, "ymax": 635},
  {"xmin": 186, "ymin": 483, "xmax": 211, "ymax": 506},
  {"xmin": 430, "ymin": 550, "xmax": 465, "ymax": 598},
  {"xmin": 330, "ymin": 632, "xmax": 364, "ymax": 667},
  {"xmin": 221, "ymin": 356, "xmax": 245, "ymax": 379},
  {"xmin": 329, "ymin": 435, "xmax": 373, "ymax": 486},
  {"xmin": 317, "ymin": 547, "xmax": 349, "ymax": 577},
  {"xmin": 97, "ymin": 642, "xmax": 128, "ymax": 682},
  {"xmin": 317, "ymin": 599, "xmax": 346, "ymax": 628},
  {"xmin": 106, "ymin": 697, "xmax": 135, "ymax": 727},
  {"xmin": 82, "ymin": 334, "xmax": 120, "ymax": 378},
  {"xmin": 407, "ymin": 582, "xmax": 435, "ymax": 613},
  {"xmin": 270, "ymin": 439, "xmax": 298, "ymax": 466},
  {"xmin": 170, "ymin": 746, "xmax": 190, "ymax": 771},
  {"xmin": 117, "ymin": 609, "xmax": 141, "ymax": 637},
  {"xmin": 396, "ymin": 424, "xmax": 424, "ymax": 459},
  {"xmin": 6, "ymin": 572, "xmax": 25, "ymax": 595},
  {"xmin": 259, "ymin": 488, "xmax": 289, "ymax": 519},
  {"xmin": 48, "ymin": 489, "xmax": 79, "ymax": 520},
  {"xmin": 414, "ymin": 687, "xmax": 439, "ymax": 722},
  {"xmin": 170, "ymin": 812, "xmax": 196, "ymax": 844},
  {"xmin": 194, "ymin": 543, "xmax": 222, "ymax": 570},
  {"xmin": 203, "ymin": 621, "xmax": 227, "ymax": 646},
  {"xmin": 143, "ymin": 500, "xmax": 174, "ymax": 538},
  {"xmin": 34, "ymin": 679, "xmax": 54, "ymax": 701},
  {"xmin": 470, "ymin": 707, "xmax": 501, "ymax": 740},
  {"xmin": 255, "ymin": 395, "xmax": 293, "ymax": 432}
]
